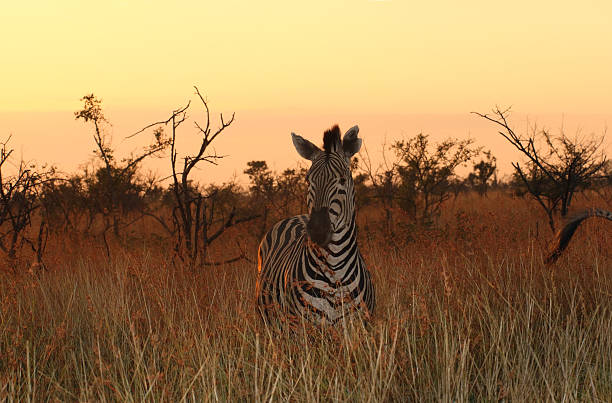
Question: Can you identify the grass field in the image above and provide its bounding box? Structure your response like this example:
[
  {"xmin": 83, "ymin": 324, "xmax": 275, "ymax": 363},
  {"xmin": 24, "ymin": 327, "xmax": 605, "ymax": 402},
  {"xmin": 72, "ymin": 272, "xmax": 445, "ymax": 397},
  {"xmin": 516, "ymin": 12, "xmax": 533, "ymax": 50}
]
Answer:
[{"xmin": 1, "ymin": 191, "xmax": 610, "ymax": 401}]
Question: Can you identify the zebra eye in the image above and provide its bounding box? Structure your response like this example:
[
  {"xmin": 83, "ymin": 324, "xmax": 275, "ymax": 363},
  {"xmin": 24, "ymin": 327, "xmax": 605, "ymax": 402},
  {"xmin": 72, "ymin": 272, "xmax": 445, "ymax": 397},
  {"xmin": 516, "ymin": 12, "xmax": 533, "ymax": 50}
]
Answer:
[{"xmin": 339, "ymin": 177, "xmax": 346, "ymax": 185}]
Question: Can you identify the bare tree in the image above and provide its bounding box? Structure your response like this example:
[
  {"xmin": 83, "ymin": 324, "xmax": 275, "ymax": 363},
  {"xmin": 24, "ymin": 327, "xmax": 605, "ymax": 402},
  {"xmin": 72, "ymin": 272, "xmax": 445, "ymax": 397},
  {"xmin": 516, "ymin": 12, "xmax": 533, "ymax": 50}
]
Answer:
[
  {"xmin": 473, "ymin": 107, "xmax": 608, "ymax": 231},
  {"xmin": 136, "ymin": 86, "xmax": 258, "ymax": 268},
  {"xmin": 0, "ymin": 137, "xmax": 53, "ymax": 270}
]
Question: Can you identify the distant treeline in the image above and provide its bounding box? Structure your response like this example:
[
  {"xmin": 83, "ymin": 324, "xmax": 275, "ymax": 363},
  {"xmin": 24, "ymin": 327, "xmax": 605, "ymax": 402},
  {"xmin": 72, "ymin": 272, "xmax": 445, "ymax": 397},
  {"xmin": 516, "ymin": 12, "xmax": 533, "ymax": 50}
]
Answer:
[{"xmin": 1, "ymin": 91, "xmax": 609, "ymax": 271}]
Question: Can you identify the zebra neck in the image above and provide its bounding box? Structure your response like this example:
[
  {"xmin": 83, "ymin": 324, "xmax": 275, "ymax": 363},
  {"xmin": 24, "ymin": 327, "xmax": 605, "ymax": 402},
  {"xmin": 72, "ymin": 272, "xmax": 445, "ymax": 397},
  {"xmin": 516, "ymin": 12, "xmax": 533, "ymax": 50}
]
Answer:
[
  {"xmin": 330, "ymin": 214, "xmax": 356, "ymax": 246},
  {"xmin": 308, "ymin": 214, "xmax": 358, "ymax": 268}
]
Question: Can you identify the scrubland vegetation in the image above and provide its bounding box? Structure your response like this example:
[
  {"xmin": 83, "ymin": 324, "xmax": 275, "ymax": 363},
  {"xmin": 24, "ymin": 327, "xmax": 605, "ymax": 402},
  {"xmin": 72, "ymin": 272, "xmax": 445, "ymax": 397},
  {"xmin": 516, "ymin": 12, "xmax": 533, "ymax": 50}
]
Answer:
[
  {"xmin": 1, "ymin": 190, "xmax": 611, "ymax": 401},
  {"xmin": 1, "ymin": 92, "xmax": 610, "ymax": 400}
]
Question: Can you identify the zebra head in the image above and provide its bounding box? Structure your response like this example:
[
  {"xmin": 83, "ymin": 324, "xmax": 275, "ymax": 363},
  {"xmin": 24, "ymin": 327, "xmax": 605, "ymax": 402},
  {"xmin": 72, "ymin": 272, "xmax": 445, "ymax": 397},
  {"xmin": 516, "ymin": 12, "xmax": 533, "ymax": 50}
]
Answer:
[{"xmin": 291, "ymin": 125, "xmax": 362, "ymax": 248}]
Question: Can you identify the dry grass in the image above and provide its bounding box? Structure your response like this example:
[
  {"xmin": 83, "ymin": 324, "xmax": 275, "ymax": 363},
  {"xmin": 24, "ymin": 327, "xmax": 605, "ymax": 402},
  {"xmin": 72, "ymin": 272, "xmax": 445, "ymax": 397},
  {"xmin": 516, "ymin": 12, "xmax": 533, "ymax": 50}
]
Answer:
[{"xmin": 0, "ymin": 191, "xmax": 611, "ymax": 401}]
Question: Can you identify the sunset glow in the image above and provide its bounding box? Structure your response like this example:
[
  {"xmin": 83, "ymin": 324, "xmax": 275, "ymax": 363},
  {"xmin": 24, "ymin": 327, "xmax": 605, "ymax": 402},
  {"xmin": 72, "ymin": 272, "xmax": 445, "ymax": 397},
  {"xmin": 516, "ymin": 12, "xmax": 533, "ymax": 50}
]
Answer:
[{"xmin": 2, "ymin": 1, "xmax": 611, "ymax": 181}]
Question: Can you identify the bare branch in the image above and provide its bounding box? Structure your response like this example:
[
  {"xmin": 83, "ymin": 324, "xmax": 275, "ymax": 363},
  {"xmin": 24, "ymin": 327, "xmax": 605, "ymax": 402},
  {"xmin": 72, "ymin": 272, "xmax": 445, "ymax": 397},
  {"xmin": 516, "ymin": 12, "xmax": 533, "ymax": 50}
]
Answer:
[
  {"xmin": 475, "ymin": 106, "xmax": 608, "ymax": 230},
  {"xmin": 127, "ymin": 101, "xmax": 191, "ymax": 139}
]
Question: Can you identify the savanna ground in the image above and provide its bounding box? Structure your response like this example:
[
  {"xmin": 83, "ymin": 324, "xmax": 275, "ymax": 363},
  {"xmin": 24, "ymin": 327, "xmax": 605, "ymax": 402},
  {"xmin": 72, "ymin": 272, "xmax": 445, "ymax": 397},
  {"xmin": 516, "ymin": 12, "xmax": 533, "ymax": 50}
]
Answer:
[{"xmin": 1, "ymin": 190, "xmax": 611, "ymax": 401}]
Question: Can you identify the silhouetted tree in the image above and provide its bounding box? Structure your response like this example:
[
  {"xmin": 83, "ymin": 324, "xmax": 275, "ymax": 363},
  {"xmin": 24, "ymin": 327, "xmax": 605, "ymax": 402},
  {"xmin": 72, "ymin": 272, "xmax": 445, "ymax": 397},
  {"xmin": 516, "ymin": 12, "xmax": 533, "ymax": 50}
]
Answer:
[
  {"xmin": 275, "ymin": 166, "xmax": 308, "ymax": 215},
  {"xmin": 244, "ymin": 161, "xmax": 308, "ymax": 236},
  {"xmin": 0, "ymin": 137, "xmax": 53, "ymax": 270},
  {"xmin": 136, "ymin": 87, "xmax": 258, "ymax": 268},
  {"xmin": 40, "ymin": 175, "xmax": 88, "ymax": 233},
  {"xmin": 474, "ymin": 107, "xmax": 608, "ymax": 231},
  {"xmin": 75, "ymin": 94, "xmax": 171, "ymax": 254},
  {"xmin": 244, "ymin": 161, "xmax": 274, "ymax": 196},
  {"xmin": 467, "ymin": 150, "xmax": 497, "ymax": 195},
  {"xmin": 392, "ymin": 133, "xmax": 479, "ymax": 225}
]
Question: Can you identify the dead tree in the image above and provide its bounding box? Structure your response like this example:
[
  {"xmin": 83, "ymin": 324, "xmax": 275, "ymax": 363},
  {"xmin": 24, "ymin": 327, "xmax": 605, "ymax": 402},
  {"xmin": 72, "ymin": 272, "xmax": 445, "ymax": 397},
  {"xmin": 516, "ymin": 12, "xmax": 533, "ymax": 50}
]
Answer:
[
  {"xmin": 135, "ymin": 86, "xmax": 258, "ymax": 268},
  {"xmin": 473, "ymin": 107, "xmax": 607, "ymax": 231},
  {"xmin": 0, "ymin": 138, "xmax": 52, "ymax": 270}
]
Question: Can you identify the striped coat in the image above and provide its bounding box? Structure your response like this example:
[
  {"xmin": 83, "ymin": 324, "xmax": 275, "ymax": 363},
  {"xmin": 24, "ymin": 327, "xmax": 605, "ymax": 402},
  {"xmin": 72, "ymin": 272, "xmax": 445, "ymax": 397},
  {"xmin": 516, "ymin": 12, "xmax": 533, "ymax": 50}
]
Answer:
[{"xmin": 256, "ymin": 125, "xmax": 374, "ymax": 325}]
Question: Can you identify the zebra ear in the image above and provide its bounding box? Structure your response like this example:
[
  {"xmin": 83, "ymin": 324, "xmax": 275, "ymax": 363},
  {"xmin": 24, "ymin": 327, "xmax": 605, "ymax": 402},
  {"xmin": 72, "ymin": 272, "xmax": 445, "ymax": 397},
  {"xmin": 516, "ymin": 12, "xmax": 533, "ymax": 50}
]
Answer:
[
  {"xmin": 342, "ymin": 125, "xmax": 361, "ymax": 158},
  {"xmin": 292, "ymin": 133, "xmax": 320, "ymax": 161}
]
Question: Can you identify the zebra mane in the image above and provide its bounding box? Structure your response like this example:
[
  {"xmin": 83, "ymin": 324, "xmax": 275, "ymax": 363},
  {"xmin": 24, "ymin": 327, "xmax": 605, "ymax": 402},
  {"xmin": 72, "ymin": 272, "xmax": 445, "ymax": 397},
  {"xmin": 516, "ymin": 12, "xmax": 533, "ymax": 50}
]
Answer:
[{"xmin": 323, "ymin": 125, "xmax": 341, "ymax": 154}]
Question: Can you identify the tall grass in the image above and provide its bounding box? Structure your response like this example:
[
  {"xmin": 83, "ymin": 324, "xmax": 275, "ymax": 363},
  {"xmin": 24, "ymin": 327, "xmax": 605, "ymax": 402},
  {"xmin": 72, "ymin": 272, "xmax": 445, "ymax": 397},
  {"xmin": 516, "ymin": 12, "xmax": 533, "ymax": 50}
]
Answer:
[{"xmin": 0, "ymin": 191, "xmax": 610, "ymax": 401}]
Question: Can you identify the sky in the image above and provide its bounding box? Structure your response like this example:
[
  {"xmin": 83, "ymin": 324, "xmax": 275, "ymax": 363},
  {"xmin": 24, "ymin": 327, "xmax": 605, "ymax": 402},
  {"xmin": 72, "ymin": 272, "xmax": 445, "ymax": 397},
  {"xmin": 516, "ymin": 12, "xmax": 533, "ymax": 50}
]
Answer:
[{"xmin": 1, "ymin": 1, "xmax": 611, "ymax": 183}]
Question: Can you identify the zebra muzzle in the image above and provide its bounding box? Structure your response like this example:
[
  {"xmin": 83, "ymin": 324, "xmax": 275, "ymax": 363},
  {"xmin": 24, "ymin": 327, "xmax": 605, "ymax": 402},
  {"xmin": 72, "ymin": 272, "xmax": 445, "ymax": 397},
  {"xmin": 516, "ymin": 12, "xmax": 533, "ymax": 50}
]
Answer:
[{"xmin": 307, "ymin": 207, "xmax": 332, "ymax": 248}]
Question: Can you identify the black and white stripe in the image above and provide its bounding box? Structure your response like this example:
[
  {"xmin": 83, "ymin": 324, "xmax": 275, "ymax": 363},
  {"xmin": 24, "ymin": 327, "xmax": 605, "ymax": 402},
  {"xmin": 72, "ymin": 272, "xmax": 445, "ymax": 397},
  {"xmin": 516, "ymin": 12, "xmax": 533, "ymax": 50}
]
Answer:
[{"xmin": 256, "ymin": 125, "xmax": 374, "ymax": 325}]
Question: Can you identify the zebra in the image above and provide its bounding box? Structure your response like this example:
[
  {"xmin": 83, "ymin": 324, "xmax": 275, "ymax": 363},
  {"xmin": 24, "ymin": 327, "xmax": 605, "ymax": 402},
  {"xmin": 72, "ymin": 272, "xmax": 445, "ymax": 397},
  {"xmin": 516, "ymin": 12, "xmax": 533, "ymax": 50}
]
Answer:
[
  {"xmin": 546, "ymin": 208, "xmax": 612, "ymax": 264},
  {"xmin": 255, "ymin": 125, "xmax": 374, "ymax": 326}
]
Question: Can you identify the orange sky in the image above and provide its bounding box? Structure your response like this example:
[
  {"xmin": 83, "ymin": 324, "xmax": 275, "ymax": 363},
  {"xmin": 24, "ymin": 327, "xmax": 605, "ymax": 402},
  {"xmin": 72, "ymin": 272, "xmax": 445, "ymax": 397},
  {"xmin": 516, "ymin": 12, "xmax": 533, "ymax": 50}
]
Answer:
[{"xmin": 1, "ymin": 1, "xmax": 611, "ymax": 183}]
